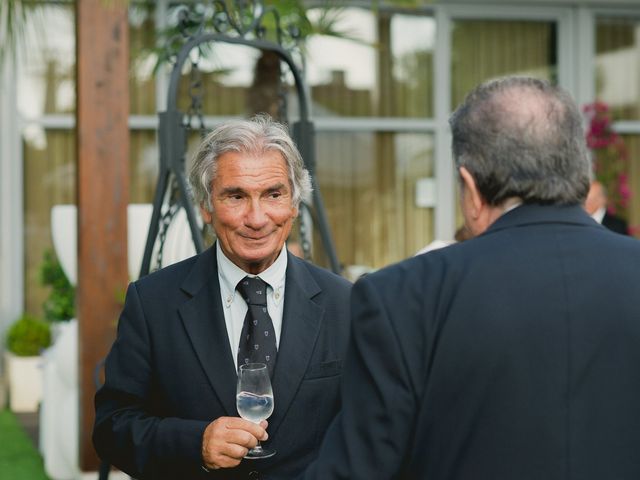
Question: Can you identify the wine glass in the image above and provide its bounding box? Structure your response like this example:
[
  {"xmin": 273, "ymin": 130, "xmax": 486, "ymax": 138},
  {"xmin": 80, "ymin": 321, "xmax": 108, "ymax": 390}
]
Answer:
[{"xmin": 236, "ymin": 363, "xmax": 276, "ymax": 459}]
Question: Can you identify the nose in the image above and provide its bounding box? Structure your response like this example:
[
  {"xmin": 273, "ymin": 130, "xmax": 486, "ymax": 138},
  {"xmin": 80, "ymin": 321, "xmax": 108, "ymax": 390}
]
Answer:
[{"xmin": 245, "ymin": 198, "xmax": 268, "ymax": 230}]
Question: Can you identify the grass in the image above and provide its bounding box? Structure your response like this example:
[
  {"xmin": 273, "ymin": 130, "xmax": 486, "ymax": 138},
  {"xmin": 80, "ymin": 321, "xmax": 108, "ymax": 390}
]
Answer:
[{"xmin": 0, "ymin": 408, "xmax": 49, "ymax": 479}]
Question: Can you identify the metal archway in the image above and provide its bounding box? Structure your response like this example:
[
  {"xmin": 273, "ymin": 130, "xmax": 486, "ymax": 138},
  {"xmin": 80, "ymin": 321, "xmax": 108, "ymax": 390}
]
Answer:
[{"xmin": 139, "ymin": 2, "xmax": 340, "ymax": 277}]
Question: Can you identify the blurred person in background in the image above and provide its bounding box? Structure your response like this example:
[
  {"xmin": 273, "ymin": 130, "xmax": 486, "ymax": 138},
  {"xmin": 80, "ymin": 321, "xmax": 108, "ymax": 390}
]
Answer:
[{"xmin": 584, "ymin": 179, "xmax": 629, "ymax": 235}]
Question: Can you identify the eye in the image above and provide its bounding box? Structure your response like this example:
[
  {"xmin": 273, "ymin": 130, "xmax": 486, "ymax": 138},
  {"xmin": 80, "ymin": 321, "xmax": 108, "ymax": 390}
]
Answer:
[{"xmin": 268, "ymin": 191, "xmax": 282, "ymax": 199}]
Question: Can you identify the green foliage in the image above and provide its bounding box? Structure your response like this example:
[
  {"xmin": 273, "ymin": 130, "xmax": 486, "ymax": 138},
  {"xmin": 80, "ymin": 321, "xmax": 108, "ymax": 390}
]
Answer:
[
  {"xmin": 0, "ymin": 0, "xmax": 28, "ymax": 66},
  {"xmin": 40, "ymin": 249, "xmax": 75, "ymax": 322},
  {"xmin": 6, "ymin": 314, "xmax": 51, "ymax": 357}
]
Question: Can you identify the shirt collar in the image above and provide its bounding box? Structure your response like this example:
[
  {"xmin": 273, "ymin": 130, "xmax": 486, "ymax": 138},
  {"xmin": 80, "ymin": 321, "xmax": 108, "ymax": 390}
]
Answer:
[
  {"xmin": 591, "ymin": 206, "xmax": 606, "ymax": 224},
  {"xmin": 217, "ymin": 242, "xmax": 288, "ymax": 304}
]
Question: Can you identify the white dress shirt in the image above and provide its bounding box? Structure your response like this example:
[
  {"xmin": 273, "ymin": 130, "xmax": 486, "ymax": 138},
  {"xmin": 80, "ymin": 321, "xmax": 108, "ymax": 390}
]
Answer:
[
  {"xmin": 591, "ymin": 206, "xmax": 606, "ymax": 224},
  {"xmin": 216, "ymin": 242, "xmax": 287, "ymax": 371}
]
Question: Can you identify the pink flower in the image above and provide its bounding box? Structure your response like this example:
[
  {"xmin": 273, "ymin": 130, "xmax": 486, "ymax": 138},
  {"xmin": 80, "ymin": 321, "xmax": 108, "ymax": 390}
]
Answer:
[{"xmin": 583, "ymin": 101, "xmax": 632, "ymax": 221}]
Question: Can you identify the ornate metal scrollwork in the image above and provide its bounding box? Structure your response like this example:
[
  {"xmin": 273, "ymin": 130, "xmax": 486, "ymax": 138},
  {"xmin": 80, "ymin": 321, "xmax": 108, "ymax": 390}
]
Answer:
[
  {"xmin": 140, "ymin": 0, "xmax": 341, "ymax": 277},
  {"xmin": 171, "ymin": 0, "xmax": 303, "ymax": 52}
]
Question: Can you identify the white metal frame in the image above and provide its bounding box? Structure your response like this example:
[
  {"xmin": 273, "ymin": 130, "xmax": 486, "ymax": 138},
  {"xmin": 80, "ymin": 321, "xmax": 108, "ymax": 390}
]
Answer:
[
  {"xmin": 434, "ymin": 3, "xmax": 582, "ymax": 240},
  {"xmin": 0, "ymin": 56, "xmax": 24, "ymax": 359},
  {"xmin": 588, "ymin": 7, "xmax": 640, "ymax": 135}
]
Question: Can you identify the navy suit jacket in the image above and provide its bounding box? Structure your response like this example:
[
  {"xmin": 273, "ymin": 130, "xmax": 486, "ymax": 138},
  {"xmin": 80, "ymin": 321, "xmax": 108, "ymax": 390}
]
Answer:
[
  {"xmin": 602, "ymin": 211, "xmax": 629, "ymax": 235},
  {"xmin": 303, "ymin": 204, "xmax": 640, "ymax": 480},
  {"xmin": 93, "ymin": 247, "xmax": 351, "ymax": 479}
]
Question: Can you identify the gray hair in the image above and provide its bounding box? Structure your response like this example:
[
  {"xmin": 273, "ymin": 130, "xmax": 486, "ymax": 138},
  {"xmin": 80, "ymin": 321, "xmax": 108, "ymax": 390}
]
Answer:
[
  {"xmin": 449, "ymin": 76, "xmax": 591, "ymax": 206},
  {"xmin": 189, "ymin": 114, "xmax": 312, "ymax": 212}
]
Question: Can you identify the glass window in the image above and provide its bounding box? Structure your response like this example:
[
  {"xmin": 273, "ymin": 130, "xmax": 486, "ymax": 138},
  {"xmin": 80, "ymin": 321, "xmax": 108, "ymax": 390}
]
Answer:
[
  {"xmin": 175, "ymin": 44, "xmax": 289, "ymax": 118},
  {"xmin": 624, "ymin": 135, "xmax": 640, "ymax": 236},
  {"xmin": 306, "ymin": 8, "xmax": 435, "ymax": 118},
  {"xmin": 595, "ymin": 17, "xmax": 640, "ymax": 121},
  {"xmin": 451, "ymin": 19, "xmax": 557, "ymax": 108},
  {"xmin": 313, "ymin": 132, "xmax": 434, "ymax": 272},
  {"xmin": 130, "ymin": 130, "xmax": 160, "ymax": 203},
  {"xmin": 23, "ymin": 130, "xmax": 76, "ymax": 316},
  {"xmin": 18, "ymin": 3, "xmax": 75, "ymax": 117},
  {"xmin": 130, "ymin": 4, "xmax": 158, "ymax": 115}
]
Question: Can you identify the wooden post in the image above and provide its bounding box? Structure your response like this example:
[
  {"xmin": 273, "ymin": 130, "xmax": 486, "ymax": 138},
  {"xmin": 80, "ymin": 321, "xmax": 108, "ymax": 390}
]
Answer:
[{"xmin": 76, "ymin": 0, "xmax": 129, "ymax": 471}]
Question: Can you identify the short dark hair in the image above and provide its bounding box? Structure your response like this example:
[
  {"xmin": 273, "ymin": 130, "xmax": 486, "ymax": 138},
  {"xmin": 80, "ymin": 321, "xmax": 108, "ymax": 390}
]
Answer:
[{"xmin": 450, "ymin": 76, "xmax": 591, "ymax": 206}]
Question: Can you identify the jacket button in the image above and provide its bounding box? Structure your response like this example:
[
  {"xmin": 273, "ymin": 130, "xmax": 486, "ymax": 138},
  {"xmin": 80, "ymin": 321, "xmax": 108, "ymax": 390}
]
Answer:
[{"xmin": 248, "ymin": 471, "xmax": 260, "ymax": 480}]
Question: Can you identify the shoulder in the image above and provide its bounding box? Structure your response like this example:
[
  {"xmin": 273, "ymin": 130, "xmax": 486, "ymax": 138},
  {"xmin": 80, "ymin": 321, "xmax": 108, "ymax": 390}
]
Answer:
[
  {"xmin": 132, "ymin": 247, "xmax": 215, "ymax": 298},
  {"xmin": 289, "ymin": 256, "xmax": 352, "ymax": 292},
  {"xmin": 602, "ymin": 212, "xmax": 629, "ymax": 234},
  {"xmin": 134, "ymin": 255, "xmax": 198, "ymax": 288}
]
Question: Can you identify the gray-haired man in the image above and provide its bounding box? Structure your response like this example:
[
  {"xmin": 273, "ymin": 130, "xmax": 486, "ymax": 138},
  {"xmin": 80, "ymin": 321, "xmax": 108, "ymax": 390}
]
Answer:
[{"xmin": 94, "ymin": 115, "xmax": 351, "ymax": 480}]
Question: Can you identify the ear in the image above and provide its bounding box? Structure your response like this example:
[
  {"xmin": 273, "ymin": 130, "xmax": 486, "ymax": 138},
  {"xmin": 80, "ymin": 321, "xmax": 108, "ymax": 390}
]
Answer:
[
  {"xmin": 459, "ymin": 166, "xmax": 484, "ymax": 219},
  {"xmin": 200, "ymin": 204, "xmax": 213, "ymax": 224}
]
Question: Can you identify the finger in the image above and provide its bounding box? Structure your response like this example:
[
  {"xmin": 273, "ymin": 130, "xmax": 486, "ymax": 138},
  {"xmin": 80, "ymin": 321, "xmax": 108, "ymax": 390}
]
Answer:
[
  {"xmin": 216, "ymin": 442, "xmax": 250, "ymax": 462},
  {"xmin": 208, "ymin": 451, "xmax": 244, "ymax": 469},
  {"xmin": 224, "ymin": 428, "xmax": 260, "ymax": 449},
  {"xmin": 223, "ymin": 417, "xmax": 268, "ymax": 441}
]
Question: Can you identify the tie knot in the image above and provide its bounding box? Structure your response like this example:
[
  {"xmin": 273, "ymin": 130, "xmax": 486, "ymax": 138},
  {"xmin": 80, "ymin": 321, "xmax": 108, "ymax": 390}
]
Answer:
[{"xmin": 237, "ymin": 276, "xmax": 268, "ymax": 306}]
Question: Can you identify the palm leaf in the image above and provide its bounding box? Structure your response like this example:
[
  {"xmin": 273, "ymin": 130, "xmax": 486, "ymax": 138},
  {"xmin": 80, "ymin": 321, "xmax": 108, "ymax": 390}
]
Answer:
[{"xmin": 0, "ymin": 0, "xmax": 28, "ymax": 65}]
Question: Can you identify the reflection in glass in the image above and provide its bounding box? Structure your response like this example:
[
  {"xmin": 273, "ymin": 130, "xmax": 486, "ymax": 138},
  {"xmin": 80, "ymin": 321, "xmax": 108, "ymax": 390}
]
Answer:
[
  {"xmin": 130, "ymin": 131, "xmax": 160, "ymax": 203},
  {"xmin": 173, "ymin": 44, "xmax": 298, "ymax": 122},
  {"xmin": 130, "ymin": 4, "xmax": 158, "ymax": 115},
  {"xmin": 451, "ymin": 20, "xmax": 557, "ymax": 108},
  {"xmin": 314, "ymin": 132, "xmax": 434, "ymax": 272},
  {"xmin": 18, "ymin": 4, "xmax": 75, "ymax": 117},
  {"xmin": 624, "ymin": 135, "xmax": 640, "ymax": 237},
  {"xmin": 306, "ymin": 7, "xmax": 434, "ymax": 118},
  {"xmin": 595, "ymin": 17, "xmax": 640, "ymax": 121},
  {"xmin": 23, "ymin": 130, "xmax": 76, "ymax": 316}
]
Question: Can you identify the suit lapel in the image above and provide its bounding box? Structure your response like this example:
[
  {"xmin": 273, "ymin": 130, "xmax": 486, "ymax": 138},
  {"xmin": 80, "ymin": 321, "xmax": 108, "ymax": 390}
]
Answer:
[
  {"xmin": 178, "ymin": 247, "xmax": 238, "ymax": 416},
  {"xmin": 268, "ymin": 255, "xmax": 323, "ymax": 436}
]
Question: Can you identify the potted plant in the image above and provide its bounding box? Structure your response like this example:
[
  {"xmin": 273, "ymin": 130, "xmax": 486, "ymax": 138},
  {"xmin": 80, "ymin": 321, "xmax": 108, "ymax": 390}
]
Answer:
[
  {"xmin": 40, "ymin": 249, "xmax": 75, "ymax": 323},
  {"xmin": 4, "ymin": 313, "xmax": 51, "ymax": 412}
]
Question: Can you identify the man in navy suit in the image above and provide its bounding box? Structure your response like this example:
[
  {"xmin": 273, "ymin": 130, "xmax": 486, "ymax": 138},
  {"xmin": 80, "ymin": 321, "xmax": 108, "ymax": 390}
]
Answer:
[
  {"xmin": 584, "ymin": 180, "xmax": 629, "ymax": 235},
  {"xmin": 93, "ymin": 115, "xmax": 351, "ymax": 479},
  {"xmin": 302, "ymin": 77, "xmax": 640, "ymax": 480}
]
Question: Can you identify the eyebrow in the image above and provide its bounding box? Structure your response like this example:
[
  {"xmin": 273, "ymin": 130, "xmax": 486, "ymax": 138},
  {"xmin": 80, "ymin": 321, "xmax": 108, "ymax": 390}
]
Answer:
[
  {"xmin": 265, "ymin": 182, "xmax": 286, "ymax": 193},
  {"xmin": 218, "ymin": 183, "xmax": 287, "ymax": 196}
]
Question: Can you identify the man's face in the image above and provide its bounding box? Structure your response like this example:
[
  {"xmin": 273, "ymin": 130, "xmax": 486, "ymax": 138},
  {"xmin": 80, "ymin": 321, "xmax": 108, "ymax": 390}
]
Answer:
[{"xmin": 201, "ymin": 150, "xmax": 298, "ymax": 274}]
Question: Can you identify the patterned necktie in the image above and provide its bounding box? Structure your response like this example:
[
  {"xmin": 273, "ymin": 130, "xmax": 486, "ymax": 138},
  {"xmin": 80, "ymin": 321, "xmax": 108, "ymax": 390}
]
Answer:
[{"xmin": 236, "ymin": 276, "xmax": 277, "ymax": 378}]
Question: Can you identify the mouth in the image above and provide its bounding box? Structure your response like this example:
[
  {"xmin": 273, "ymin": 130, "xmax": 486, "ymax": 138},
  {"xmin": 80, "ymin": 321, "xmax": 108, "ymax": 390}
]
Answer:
[{"xmin": 239, "ymin": 232, "xmax": 272, "ymax": 242}]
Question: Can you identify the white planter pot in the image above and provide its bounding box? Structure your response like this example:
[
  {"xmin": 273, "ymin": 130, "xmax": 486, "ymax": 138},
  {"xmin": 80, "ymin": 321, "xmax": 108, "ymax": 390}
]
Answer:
[
  {"xmin": 4, "ymin": 351, "xmax": 43, "ymax": 413},
  {"xmin": 40, "ymin": 319, "xmax": 79, "ymax": 479}
]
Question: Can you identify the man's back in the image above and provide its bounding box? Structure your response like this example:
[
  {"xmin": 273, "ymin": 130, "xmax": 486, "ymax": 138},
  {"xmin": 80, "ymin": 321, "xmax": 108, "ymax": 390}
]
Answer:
[
  {"xmin": 408, "ymin": 205, "xmax": 640, "ymax": 479},
  {"xmin": 306, "ymin": 204, "xmax": 640, "ymax": 479}
]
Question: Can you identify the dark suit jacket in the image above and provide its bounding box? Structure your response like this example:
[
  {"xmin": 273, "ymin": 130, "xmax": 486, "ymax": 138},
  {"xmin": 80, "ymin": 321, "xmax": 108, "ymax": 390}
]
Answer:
[
  {"xmin": 93, "ymin": 246, "xmax": 351, "ymax": 480},
  {"xmin": 602, "ymin": 211, "xmax": 629, "ymax": 235},
  {"xmin": 303, "ymin": 204, "xmax": 640, "ymax": 480}
]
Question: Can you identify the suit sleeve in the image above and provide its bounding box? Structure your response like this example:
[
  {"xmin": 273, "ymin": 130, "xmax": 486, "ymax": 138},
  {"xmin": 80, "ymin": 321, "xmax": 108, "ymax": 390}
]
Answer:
[
  {"xmin": 302, "ymin": 273, "xmax": 417, "ymax": 480},
  {"xmin": 93, "ymin": 282, "xmax": 209, "ymax": 479}
]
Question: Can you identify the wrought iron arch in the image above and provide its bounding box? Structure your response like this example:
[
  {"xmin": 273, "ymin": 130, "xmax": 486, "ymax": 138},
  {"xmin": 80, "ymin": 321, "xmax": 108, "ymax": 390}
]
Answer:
[{"xmin": 139, "ymin": 2, "xmax": 340, "ymax": 278}]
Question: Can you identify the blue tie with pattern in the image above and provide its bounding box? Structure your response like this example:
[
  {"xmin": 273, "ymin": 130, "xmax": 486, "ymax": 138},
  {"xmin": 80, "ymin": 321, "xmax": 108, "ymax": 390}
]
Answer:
[{"xmin": 236, "ymin": 276, "xmax": 277, "ymax": 378}]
